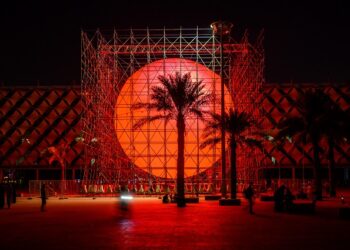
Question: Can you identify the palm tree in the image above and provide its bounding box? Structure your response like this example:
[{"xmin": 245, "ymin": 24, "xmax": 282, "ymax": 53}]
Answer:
[
  {"xmin": 40, "ymin": 142, "xmax": 71, "ymax": 198},
  {"xmin": 276, "ymin": 89, "xmax": 330, "ymax": 200},
  {"xmin": 320, "ymin": 96, "xmax": 349, "ymax": 197},
  {"xmin": 133, "ymin": 72, "xmax": 211, "ymax": 207},
  {"xmin": 41, "ymin": 142, "xmax": 69, "ymax": 177},
  {"xmin": 201, "ymin": 108, "xmax": 261, "ymax": 200}
]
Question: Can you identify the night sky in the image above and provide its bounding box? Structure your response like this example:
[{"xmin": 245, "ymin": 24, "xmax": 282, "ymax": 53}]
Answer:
[{"xmin": 0, "ymin": 0, "xmax": 349, "ymax": 86}]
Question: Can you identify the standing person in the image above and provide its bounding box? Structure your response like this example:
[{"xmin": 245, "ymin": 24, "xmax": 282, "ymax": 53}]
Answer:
[
  {"xmin": 285, "ymin": 187, "xmax": 294, "ymax": 212},
  {"xmin": 162, "ymin": 193, "xmax": 169, "ymax": 203},
  {"xmin": 306, "ymin": 182, "xmax": 313, "ymax": 199},
  {"xmin": 0, "ymin": 183, "xmax": 5, "ymax": 209},
  {"xmin": 274, "ymin": 184, "xmax": 286, "ymax": 212},
  {"xmin": 244, "ymin": 182, "xmax": 255, "ymax": 214},
  {"xmin": 12, "ymin": 182, "xmax": 17, "ymax": 204},
  {"xmin": 169, "ymin": 191, "xmax": 175, "ymax": 203},
  {"xmin": 41, "ymin": 183, "xmax": 47, "ymax": 212},
  {"xmin": 6, "ymin": 183, "xmax": 12, "ymax": 209}
]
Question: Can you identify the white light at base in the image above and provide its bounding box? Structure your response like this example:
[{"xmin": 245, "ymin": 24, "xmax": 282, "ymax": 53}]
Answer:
[{"xmin": 121, "ymin": 195, "xmax": 133, "ymax": 200}]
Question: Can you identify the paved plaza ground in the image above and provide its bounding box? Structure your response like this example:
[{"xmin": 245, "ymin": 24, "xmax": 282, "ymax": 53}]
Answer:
[{"xmin": 0, "ymin": 193, "xmax": 349, "ymax": 250}]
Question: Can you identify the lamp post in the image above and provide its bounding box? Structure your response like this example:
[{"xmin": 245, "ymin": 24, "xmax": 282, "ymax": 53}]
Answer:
[{"xmin": 210, "ymin": 21, "xmax": 233, "ymax": 198}]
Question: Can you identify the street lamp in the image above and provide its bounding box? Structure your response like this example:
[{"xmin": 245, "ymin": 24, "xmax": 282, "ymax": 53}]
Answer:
[{"xmin": 210, "ymin": 21, "xmax": 233, "ymax": 198}]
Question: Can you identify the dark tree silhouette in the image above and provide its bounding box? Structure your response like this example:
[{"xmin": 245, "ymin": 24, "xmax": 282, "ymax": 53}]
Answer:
[
  {"xmin": 201, "ymin": 108, "xmax": 261, "ymax": 200},
  {"xmin": 319, "ymin": 95, "xmax": 349, "ymax": 197},
  {"xmin": 276, "ymin": 89, "xmax": 339, "ymax": 200},
  {"xmin": 133, "ymin": 72, "xmax": 211, "ymax": 207}
]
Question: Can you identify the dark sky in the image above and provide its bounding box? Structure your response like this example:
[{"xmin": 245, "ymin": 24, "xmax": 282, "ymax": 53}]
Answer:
[{"xmin": 0, "ymin": 0, "xmax": 349, "ymax": 85}]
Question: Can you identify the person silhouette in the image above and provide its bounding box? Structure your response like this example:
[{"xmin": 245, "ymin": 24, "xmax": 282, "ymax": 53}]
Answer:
[
  {"xmin": 285, "ymin": 187, "xmax": 294, "ymax": 212},
  {"xmin": 274, "ymin": 184, "xmax": 286, "ymax": 212},
  {"xmin": 120, "ymin": 185, "xmax": 129, "ymax": 211},
  {"xmin": 41, "ymin": 183, "xmax": 47, "ymax": 212},
  {"xmin": 244, "ymin": 183, "xmax": 255, "ymax": 214},
  {"xmin": 12, "ymin": 182, "xmax": 17, "ymax": 204},
  {"xmin": 6, "ymin": 183, "xmax": 12, "ymax": 209},
  {"xmin": 0, "ymin": 183, "xmax": 4, "ymax": 209},
  {"xmin": 162, "ymin": 194, "xmax": 170, "ymax": 203}
]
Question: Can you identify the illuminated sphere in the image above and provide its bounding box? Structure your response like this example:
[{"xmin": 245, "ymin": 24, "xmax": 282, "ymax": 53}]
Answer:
[{"xmin": 115, "ymin": 58, "xmax": 232, "ymax": 178}]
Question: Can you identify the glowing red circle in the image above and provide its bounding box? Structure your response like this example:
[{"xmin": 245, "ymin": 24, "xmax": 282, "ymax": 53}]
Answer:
[{"xmin": 115, "ymin": 58, "xmax": 232, "ymax": 178}]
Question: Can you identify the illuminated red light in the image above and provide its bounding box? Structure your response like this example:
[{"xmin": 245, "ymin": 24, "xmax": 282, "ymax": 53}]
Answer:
[{"xmin": 115, "ymin": 58, "xmax": 233, "ymax": 178}]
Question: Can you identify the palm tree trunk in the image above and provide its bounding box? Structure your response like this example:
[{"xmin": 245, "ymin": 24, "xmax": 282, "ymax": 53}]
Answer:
[
  {"xmin": 328, "ymin": 137, "xmax": 336, "ymax": 197},
  {"xmin": 177, "ymin": 114, "xmax": 186, "ymax": 207},
  {"xmin": 312, "ymin": 138, "xmax": 322, "ymax": 200},
  {"xmin": 230, "ymin": 140, "xmax": 237, "ymax": 199}
]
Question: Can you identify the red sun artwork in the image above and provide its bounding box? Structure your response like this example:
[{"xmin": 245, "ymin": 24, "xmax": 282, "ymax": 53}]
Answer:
[{"xmin": 115, "ymin": 58, "xmax": 233, "ymax": 178}]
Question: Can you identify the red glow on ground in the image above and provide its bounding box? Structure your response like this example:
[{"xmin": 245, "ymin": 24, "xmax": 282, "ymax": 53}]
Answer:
[{"xmin": 115, "ymin": 58, "xmax": 232, "ymax": 178}]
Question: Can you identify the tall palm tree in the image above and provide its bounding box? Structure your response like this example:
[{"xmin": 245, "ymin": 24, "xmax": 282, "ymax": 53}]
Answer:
[
  {"xmin": 133, "ymin": 72, "xmax": 211, "ymax": 207},
  {"xmin": 201, "ymin": 108, "xmax": 261, "ymax": 200},
  {"xmin": 276, "ymin": 89, "xmax": 330, "ymax": 200},
  {"xmin": 320, "ymin": 96, "xmax": 349, "ymax": 197}
]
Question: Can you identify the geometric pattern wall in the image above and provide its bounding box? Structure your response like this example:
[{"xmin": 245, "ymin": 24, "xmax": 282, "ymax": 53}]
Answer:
[
  {"xmin": 0, "ymin": 84, "xmax": 349, "ymax": 173},
  {"xmin": 259, "ymin": 83, "xmax": 350, "ymax": 169},
  {"xmin": 0, "ymin": 87, "xmax": 82, "ymax": 170}
]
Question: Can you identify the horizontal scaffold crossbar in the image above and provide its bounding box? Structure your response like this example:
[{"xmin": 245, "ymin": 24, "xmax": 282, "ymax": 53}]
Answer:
[{"xmin": 99, "ymin": 44, "xmax": 248, "ymax": 55}]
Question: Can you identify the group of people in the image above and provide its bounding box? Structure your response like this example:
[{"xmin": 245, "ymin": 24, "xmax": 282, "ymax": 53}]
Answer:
[
  {"xmin": 0, "ymin": 182, "xmax": 16, "ymax": 209},
  {"xmin": 1, "ymin": 181, "xmax": 47, "ymax": 212},
  {"xmin": 162, "ymin": 192, "xmax": 176, "ymax": 203},
  {"xmin": 243, "ymin": 183, "xmax": 300, "ymax": 214},
  {"xmin": 273, "ymin": 184, "xmax": 294, "ymax": 212}
]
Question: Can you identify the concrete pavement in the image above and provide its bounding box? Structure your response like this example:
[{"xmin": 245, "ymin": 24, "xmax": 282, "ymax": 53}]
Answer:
[{"xmin": 0, "ymin": 196, "xmax": 349, "ymax": 249}]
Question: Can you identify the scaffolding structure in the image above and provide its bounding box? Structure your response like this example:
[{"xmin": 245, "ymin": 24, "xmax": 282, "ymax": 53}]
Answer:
[
  {"xmin": 230, "ymin": 30, "xmax": 265, "ymax": 184},
  {"xmin": 81, "ymin": 27, "xmax": 264, "ymax": 193}
]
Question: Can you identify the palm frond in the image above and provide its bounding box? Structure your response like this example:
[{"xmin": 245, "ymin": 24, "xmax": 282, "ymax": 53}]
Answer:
[
  {"xmin": 202, "ymin": 126, "xmax": 221, "ymax": 139},
  {"xmin": 188, "ymin": 107, "xmax": 210, "ymax": 121},
  {"xmin": 157, "ymin": 72, "xmax": 212, "ymax": 117},
  {"xmin": 150, "ymin": 86, "xmax": 174, "ymax": 112},
  {"xmin": 242, "ymin": 137, "xmax": 263, "ymax": 150},
  {"xmin": 200, "ymin": 137, "xmax": 221, "ymax": 149},
  {"xmin": 254, "ymin": 131, "xmax": 275, "ymax": 141},
  {"xmin": 202, "ymin": 114, "xmax": 221, "ymax": 138},
  {"xmin": 159, "ymin": 73, "xmax": 186, "ymax": 110},
  {"xmin": 133, "ymin": 114, "xmax": 173, "ymax": 129},
  {"xmin": 132, "ymin": 102, "xmax": 159, "ymax": 110},
  {"xmin": 202, "ymin": 109, "xmax": 258, "ymax": 140},
  {"xmin": 230, "ymin": 110, "xmax": 255, "ymax": 135},
  {"xmin": 210, "ymin": 112, "xmax": 222, "ymax": 123},
  {"xmin": 276, "ymin": 117, "xmax": 304, "ymax": 140}
]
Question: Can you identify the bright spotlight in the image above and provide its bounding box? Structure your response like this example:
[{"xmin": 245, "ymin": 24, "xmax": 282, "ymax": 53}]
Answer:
[{"xmin": 121, "ymin": 195, "xmax": 133, "ymax": 200}]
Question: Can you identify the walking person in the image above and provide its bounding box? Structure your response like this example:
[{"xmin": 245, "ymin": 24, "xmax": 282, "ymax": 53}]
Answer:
[
  {"xmin": 244, "ymin": 182, "xmax": 255, "ymax": 214},
  {"xmin": 41, "ymin": 183, "xmax": 47, "ymax": 212}
]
